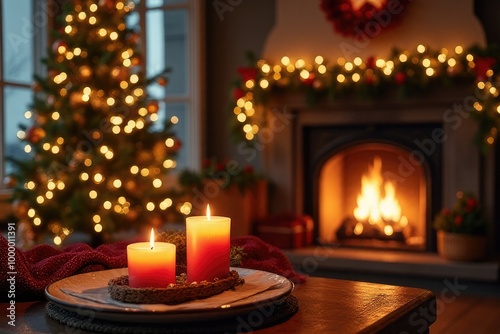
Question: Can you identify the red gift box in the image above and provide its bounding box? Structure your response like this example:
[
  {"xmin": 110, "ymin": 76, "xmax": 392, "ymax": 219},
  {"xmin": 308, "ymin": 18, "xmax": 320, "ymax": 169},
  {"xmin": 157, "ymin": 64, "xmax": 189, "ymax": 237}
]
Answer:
[
  {"xmin": 254, "ymin": 213, "xmax": 314, "ymax": 249},
  {"xmin": 299, "ymin": 215, "xmax": 314, "ymax": 246}
]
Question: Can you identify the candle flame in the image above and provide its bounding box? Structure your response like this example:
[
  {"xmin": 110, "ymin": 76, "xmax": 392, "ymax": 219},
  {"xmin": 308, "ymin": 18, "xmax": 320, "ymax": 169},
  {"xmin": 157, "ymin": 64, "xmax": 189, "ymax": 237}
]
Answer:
[
  {"xmin": 150, "ymin": 228, "xmax": 154, "ymax": 250},
  {"xmin": 206, "ymin": 204, "xmax": 211, "ymax": 221}
]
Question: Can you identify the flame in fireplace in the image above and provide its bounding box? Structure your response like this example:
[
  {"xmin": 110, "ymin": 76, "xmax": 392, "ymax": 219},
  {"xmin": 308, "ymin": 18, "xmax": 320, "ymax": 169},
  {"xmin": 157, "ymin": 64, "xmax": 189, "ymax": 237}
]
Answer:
[{"xmin": 353, "ymin": 157, "xmax": 407, "ymax": 235}]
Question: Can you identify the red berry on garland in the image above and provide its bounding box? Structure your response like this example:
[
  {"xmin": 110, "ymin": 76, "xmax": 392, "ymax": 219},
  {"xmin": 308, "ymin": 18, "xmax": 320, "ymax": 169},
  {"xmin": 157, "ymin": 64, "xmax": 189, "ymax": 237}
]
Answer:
[
  {"xmin": 454, "ymin": 215, "xmax": 463, "ymax": 226},
  {"xmin": 395, "ymin": 72, "xmax": 407, "ymax": 85},
  {"xmin": 474, "ymin": 56, "xmax": 497, "ymax": 81},
  {"xmin": 366, "ymin": 56, "xmax": 375, "ymax": 69},
  {"xmin": 237, "ymin": 67, "xmax": 258, "ymax": 81}
]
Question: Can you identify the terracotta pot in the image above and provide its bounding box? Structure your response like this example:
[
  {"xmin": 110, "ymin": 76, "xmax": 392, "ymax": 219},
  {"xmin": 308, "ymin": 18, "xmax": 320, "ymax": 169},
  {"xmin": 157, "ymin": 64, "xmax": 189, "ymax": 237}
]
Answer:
[{"xmin": 436, "ymin": 230, "xmax": 487, "ymax": 261}]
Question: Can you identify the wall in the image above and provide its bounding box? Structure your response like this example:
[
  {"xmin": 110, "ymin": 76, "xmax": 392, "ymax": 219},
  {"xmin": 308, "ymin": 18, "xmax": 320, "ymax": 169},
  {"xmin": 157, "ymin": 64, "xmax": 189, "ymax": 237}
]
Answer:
[
  {"xmin": 205, "ymin": 0, "xmax": 275, "ymax": 169},
  {"xmin": 263, "ymin": 0, "xmax": 485, "ymax": 62}
]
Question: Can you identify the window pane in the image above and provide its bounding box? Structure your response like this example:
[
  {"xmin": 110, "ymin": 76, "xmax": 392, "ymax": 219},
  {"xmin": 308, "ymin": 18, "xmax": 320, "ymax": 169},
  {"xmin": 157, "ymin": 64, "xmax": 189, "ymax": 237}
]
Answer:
[
  {"xmin": 2, "ymin": 0, "xmax": 34, "ymax": 84},
  {"xmin": 147, "ymin": 0, "xmax": 186, "ymax": 8},
  {"xmin": 146, "ymin": 9, "xmax": 188, "ymax": 97},
  {"xmin": 4, "ymin": 86, "xmax": 31, "ymax": 174},
  {"xmin": 153, "ymin": 102, "xmax": 188, "ymax": 170},
  {"xmin": 126, "ymin": 10, "xmax": 139, "ymax": 27}
]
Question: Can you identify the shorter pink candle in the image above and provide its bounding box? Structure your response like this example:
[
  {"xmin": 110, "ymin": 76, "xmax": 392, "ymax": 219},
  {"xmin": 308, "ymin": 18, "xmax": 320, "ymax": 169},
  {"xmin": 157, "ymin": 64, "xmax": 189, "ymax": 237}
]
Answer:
[{"xmin": 127, "ymin": 229, "xmax": 176, "ymax": 288}]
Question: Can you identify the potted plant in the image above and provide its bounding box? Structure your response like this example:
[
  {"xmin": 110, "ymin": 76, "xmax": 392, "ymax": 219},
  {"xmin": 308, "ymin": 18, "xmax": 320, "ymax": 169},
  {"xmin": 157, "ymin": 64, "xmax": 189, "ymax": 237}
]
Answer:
[{"xmin": 433, "ymin": 191, "xmax": 487, "ymax": 261}]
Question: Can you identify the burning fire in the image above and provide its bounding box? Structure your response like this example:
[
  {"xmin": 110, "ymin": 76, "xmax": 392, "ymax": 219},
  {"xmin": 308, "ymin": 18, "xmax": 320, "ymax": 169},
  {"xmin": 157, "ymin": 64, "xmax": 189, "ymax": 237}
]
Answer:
[{"xmin": 353, "ymin": 157, "xmax": 408, "ymax": 236}]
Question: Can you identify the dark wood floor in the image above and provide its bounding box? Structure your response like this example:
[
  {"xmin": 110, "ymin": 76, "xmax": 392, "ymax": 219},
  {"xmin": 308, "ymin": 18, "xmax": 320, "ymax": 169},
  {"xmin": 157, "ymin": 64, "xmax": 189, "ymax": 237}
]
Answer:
[{"xmin": 431, "ymin": 294, "xmax": 500, "ymax": 334}]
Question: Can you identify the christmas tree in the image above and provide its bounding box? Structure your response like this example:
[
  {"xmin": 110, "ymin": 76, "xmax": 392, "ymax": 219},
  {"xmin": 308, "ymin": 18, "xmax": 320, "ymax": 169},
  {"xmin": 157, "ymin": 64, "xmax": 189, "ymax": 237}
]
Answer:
[{"xmin": 8, "ymin": 0, "xmax": 182, "ymax": 246}]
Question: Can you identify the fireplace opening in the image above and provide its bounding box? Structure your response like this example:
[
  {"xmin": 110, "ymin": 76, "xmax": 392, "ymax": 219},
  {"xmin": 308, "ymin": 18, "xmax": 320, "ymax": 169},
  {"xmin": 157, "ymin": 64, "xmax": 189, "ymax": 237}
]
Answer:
[
  {"xmin": 303, "ymin": 123, "xmax": 443, "ymax": 252},
  {"xmin": 319, "ymin": 144, "xmax": 426, "ymax": 251}
]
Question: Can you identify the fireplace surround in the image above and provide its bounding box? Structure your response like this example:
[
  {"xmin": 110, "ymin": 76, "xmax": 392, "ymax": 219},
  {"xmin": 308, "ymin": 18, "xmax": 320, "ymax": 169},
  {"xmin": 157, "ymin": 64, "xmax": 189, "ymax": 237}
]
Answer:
[
  {"xmin": 263, "ymin": 86, "xmax": 494, "ymax": 253},
  {"xmin": 303, "ymin": 123, "xmax": 439, "ymax": 252}
]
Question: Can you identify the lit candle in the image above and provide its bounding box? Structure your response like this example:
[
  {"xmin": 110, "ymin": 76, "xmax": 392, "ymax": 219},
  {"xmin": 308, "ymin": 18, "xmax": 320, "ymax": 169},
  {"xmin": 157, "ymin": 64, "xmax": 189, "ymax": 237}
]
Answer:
[
  {"xmin": 127, "ymin": 228, "xmax": 176, "ymax": 288},
  {"xmin": 187, "ymin": 205, "xmax": 231, "ymax": 283}
]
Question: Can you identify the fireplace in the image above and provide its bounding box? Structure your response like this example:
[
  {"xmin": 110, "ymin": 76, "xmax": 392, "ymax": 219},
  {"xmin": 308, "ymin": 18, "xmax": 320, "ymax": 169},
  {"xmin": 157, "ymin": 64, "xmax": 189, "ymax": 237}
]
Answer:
[
  {"xmin": 262, "ymin": 89, "xmax": 490, "ymax": 254},
  {"xmin": 303, "ymin": 123, "xmax": 442, "ymax": 252}
]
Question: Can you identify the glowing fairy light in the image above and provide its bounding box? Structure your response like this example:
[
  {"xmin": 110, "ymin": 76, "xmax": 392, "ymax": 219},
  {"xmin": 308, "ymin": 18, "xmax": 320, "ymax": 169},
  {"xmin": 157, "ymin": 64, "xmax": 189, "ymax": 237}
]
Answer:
[
  {"xmin": 153, "ymin": 178, "xmax": 162, "ymax": 188},
  {"xmin": 28, "ymin": 208, "xmax": 36, "ymax": 217}
]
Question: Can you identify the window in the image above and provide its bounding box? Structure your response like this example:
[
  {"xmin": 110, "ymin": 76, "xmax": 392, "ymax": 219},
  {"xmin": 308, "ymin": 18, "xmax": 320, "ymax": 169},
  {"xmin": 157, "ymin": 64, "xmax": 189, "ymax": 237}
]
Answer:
[
  {"xmin": 0, "ymin": 0, "xmax": 203, "ymax": 194},
  {"xmin": 133, "ymin": 0, "xmax": 203, "ymax": 170},
  {"xmin": 0, "ymin": 0, "xmax": 47, "ymax": 194}
]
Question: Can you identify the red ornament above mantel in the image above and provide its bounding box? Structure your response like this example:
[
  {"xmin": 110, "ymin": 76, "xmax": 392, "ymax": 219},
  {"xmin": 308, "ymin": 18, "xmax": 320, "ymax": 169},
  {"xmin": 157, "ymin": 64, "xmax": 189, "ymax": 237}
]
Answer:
[{"xmin": 320, "ymin": 0, "xmax": 412, "ymax": 38}]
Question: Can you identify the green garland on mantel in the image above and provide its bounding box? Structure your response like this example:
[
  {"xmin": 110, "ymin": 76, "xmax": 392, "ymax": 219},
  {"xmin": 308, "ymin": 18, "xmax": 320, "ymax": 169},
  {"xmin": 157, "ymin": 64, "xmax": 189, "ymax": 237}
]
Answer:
[{"xmin": 230, "ymin": 44, "xmax": 500, "ymax": 153}]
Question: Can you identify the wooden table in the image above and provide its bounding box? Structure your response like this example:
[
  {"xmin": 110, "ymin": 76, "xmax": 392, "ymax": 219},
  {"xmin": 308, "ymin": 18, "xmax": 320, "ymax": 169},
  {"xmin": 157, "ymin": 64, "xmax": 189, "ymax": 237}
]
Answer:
[{"xmin": 1, "ymin": 277, "xmax": 436, "ymax": 334}]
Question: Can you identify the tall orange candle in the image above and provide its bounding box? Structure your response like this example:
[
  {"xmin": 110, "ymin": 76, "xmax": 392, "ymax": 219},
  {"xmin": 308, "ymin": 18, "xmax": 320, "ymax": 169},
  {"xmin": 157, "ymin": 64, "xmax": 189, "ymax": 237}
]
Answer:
[
  {"xmin": 187, "ymin": 205, "xmax": 231, "ymax": 283},
  {"xmin": 127, "ymin": 229, "xmax": 176, "ymax": 288}
]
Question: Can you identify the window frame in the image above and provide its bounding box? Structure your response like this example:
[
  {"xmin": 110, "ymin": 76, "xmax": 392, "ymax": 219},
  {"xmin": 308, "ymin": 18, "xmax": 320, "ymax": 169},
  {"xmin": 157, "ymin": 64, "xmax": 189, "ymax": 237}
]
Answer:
[{"xmin": 0, "ymin": 0, "xmax": 47, "ymax": 198}]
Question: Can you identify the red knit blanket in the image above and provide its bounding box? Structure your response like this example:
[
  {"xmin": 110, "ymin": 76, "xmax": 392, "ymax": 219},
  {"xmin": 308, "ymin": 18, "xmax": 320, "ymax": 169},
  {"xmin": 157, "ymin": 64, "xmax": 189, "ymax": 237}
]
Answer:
[{"xmin": 0, "ymin": 235, "xmax": 306, "ymax": 301}]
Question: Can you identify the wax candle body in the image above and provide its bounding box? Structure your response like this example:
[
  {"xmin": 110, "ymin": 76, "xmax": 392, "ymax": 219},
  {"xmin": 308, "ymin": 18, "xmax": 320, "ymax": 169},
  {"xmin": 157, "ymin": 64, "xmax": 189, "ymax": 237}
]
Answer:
[
  {"xmin": 186, "ymin": 216, "xmax": 231, "ymax": 283},
  {"xmin": 127, "ymin": 242, "xmax": 176, "ymax": 288}
]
